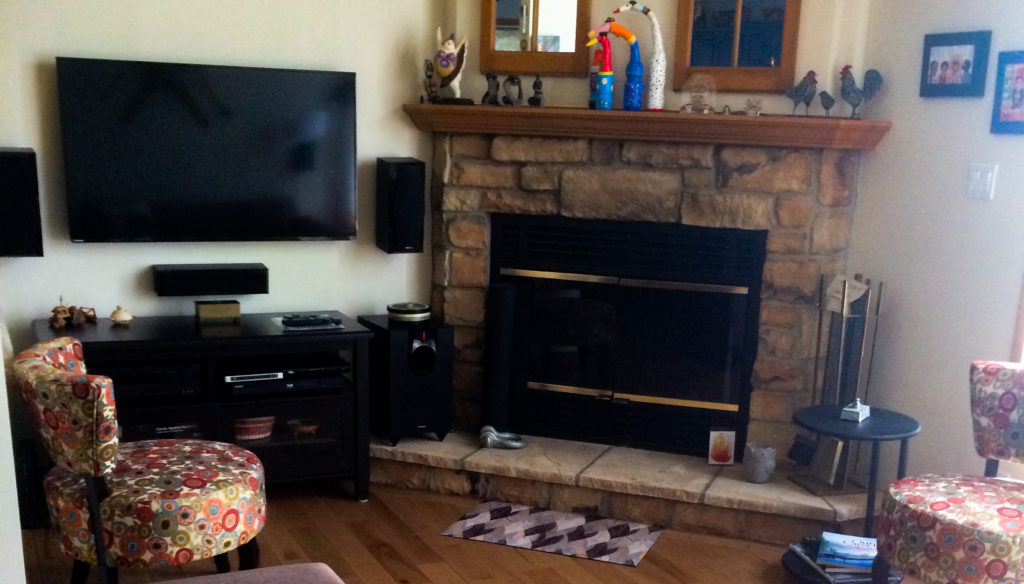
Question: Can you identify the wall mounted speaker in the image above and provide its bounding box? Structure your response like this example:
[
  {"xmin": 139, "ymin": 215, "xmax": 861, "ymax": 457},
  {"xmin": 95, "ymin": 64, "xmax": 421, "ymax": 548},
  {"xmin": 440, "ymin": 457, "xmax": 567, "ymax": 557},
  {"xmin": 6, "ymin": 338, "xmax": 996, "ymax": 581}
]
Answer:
[
  {"xmin": 152, "ymin": 263, "xmax": 269, "ymax": 296},
  {"xmin": 0, "ymin": 148, "xmax": 44, "ymax": 257},
  {"xmin": 375, "ymin": 157, "xmax": 425, "ymax": 254}
]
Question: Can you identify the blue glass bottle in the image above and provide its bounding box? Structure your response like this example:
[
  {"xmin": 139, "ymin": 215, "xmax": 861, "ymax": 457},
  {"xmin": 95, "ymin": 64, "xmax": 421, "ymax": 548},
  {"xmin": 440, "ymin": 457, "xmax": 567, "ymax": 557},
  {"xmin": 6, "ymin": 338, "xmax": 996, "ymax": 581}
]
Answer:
[{"xmin": 623, "ymin": 42, "xmax": 644, "ymax": 111}]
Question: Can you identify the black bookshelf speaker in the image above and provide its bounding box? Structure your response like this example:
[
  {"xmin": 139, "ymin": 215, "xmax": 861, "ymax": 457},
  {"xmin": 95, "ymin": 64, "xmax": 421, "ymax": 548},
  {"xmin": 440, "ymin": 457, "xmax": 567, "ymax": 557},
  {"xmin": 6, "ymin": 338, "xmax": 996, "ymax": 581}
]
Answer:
[
  {"xmin": 357, "ymin": 314, "xmax": 453, "ymax": 445},
  {"xmin": 152, "ymin": 263, "xmax": 269, "ymax": 296},
  {"xmin": 375, "ymin": 157, "xmax": 425, "ymax": 254},
  {"xmin": 0, "ymin": 148, "xmax": 44, "ymax": 257}
]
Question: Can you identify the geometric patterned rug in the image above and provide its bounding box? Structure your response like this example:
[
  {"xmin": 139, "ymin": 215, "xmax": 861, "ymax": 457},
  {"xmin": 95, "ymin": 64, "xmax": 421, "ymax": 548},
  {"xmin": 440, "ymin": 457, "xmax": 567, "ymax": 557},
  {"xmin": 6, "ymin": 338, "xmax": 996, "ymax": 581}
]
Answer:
[{"xmin": 442, "ymin": 500, "xmax": 664, "ymax": 567}]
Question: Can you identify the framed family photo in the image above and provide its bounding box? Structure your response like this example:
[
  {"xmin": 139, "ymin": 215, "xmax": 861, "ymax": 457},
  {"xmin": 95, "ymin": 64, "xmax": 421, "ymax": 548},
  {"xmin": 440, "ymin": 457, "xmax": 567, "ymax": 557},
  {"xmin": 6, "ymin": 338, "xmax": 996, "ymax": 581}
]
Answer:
[
  {"xmin": 920, "ymin": 30, "xmax": 991, "ymax": 97},
  {"xmin": 991, "ymin": 51, "xmax": 1024, "ymax": 134}
]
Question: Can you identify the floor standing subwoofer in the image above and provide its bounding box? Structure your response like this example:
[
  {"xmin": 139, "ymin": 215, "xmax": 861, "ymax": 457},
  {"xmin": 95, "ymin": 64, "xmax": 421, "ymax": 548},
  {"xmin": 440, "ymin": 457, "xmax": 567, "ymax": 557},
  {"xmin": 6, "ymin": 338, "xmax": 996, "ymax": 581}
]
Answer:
[{"xmin": 357, "ymin": 314, "xmax": 453, "ymax": 445}]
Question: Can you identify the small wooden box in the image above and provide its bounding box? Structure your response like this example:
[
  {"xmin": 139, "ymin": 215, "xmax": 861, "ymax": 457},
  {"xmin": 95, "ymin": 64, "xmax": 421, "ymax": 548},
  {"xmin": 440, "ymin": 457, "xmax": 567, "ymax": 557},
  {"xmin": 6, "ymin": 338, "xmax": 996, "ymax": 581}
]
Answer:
[{"xmin": 195, "ymin": 300, "xmax": 240, "ymax": 324}]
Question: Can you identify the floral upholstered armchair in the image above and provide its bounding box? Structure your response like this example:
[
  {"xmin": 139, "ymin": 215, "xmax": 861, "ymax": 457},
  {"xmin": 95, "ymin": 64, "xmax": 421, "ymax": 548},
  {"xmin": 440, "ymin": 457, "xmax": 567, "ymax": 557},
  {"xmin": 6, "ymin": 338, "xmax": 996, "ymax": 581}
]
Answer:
[
  {"xmin": 873, "ymin": 360, "xmax": 1024, "ymax": 584},
  {"xmin": 13, "ymin": 337, "xmax": 266, "ymax": 584}
]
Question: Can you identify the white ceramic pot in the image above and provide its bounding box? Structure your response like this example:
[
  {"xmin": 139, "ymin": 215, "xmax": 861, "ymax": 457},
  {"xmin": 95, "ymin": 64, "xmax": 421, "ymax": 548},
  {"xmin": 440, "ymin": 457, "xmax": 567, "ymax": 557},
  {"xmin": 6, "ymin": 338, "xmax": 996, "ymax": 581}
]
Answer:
[{"xmin": 743, "ymin": 443, "xmax": 776, "ymax": 483}]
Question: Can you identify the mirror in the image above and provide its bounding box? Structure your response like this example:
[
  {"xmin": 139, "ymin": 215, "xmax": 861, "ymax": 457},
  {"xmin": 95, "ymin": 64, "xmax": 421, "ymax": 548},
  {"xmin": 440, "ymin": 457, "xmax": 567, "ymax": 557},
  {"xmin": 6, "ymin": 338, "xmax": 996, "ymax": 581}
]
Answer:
[
  {"xmin": 480, "ymin": 0, "xmax": 591, "ymax": 77},
  {"xmin": 673, "ymin": 0, "xmax": 801, "ymax": 92}
]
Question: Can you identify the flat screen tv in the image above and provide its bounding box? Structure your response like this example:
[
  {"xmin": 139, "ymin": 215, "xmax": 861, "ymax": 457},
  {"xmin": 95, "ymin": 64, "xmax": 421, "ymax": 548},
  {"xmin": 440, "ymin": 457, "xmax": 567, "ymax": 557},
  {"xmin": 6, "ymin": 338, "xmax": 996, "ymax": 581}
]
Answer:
[{"xmin": 55, "ymin": 57, "xmax": 357, "ymax": 242}]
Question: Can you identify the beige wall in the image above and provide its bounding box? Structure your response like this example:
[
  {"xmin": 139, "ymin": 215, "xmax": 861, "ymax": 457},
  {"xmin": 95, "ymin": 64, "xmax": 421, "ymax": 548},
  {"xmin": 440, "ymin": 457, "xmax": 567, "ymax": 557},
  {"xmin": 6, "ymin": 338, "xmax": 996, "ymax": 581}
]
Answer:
[
  {"xmin": 855, "ymin": 1, "xmax": 1024, "ymax": 481},
  {"xmin": 0, "ymin": 0, "xmax": 443, "ymax": 352}
]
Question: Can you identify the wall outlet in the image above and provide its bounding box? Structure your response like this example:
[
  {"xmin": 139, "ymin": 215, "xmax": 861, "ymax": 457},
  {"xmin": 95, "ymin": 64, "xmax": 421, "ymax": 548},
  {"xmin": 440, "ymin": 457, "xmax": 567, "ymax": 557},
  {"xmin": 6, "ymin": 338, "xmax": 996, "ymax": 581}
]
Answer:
[{"xmin": 967, "ymin": 163, "xmax": 998, "ymax": 200}]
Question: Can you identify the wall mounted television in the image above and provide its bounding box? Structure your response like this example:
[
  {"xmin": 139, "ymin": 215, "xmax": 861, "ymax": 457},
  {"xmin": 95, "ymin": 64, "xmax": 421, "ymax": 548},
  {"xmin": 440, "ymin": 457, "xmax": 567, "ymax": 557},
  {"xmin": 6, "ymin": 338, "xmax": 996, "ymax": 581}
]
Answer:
[{"xmin": 55, "ymin": 57, "xmax": 357, "ymax": 242}]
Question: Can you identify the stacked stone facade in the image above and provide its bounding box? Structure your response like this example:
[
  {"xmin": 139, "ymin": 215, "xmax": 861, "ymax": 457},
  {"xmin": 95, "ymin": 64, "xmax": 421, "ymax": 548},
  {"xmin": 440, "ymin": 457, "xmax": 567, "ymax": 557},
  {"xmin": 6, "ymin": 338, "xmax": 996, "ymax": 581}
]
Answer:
[{"xmin": 430, "ymin": 133, "xmax": 859, "ymax": 454}]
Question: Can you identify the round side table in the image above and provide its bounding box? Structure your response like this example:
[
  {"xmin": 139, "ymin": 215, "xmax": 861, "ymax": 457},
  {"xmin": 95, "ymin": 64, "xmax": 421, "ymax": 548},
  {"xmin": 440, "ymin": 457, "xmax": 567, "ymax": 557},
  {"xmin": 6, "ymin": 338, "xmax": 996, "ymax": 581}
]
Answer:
[{"xmin": 792, "ymin": 404, "xmax": 921, "ymax": 537}]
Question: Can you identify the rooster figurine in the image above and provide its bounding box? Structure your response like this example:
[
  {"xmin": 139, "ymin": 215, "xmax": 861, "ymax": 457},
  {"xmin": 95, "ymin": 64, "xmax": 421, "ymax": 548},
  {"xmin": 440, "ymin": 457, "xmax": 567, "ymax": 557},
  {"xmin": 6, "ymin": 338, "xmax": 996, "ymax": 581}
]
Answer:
[
  {"xmin": 819, "ymin": 90, "xmax": 835, "ymax": 118},
  {"xmin": 433, "ymin": 28, "xmax": 467, "ymax": 99},
  {"xmin": 839, "ymin": 65, "xmax": 883, "ymax": 119},
  {"xmin": 784, "ymin": 71, "xmax": 817, "ymax": 115}
]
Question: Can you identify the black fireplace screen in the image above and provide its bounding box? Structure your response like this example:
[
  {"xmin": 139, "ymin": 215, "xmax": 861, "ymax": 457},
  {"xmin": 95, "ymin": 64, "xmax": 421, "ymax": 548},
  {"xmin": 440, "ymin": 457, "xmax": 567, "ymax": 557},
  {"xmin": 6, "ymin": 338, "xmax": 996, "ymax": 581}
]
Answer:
[{"xmin": 487, "ymin": 214, "xmax": 767, "ymax": 457}]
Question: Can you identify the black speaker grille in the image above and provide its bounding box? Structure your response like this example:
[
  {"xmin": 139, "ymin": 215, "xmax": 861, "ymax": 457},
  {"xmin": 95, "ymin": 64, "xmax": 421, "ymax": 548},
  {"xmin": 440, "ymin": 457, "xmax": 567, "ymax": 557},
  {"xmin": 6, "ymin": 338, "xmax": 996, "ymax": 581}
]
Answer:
[
  {"xmin": 0, "ymin": 148, "xmax": 44, "ymax": 257},
  {"xmin": 490, "ymin": 214, "xmax": 765, "ymax": 285}
]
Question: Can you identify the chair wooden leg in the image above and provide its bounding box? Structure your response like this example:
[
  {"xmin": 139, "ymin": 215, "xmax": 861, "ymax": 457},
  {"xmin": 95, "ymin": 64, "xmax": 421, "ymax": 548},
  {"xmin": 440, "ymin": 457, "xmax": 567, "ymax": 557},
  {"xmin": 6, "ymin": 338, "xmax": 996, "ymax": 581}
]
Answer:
[
  {"xmin": 214, "ymin": 553, "xmax": 231, "ymax": 573},
  {"xmin": 871, "ymin": 554, "xmax": 890, "ymax": 584},
  {"xmin": 70, "ymin": 560, "xmax": 118, "ymax": 584},
  {"xmin": 238, "ymin": 538, "xmax": 261, "ymax": 570},
  {"xmin": 70, "ymin": 560, "xmax": 89, "ymax": 584}
]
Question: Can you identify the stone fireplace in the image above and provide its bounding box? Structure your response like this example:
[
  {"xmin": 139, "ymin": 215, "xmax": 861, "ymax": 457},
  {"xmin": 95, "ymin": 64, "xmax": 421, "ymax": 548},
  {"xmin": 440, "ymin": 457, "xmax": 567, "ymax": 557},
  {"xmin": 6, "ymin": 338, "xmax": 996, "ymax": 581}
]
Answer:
[{"xmin": 415, "ymin": 106, "xmax": 881, "ymax": 457}]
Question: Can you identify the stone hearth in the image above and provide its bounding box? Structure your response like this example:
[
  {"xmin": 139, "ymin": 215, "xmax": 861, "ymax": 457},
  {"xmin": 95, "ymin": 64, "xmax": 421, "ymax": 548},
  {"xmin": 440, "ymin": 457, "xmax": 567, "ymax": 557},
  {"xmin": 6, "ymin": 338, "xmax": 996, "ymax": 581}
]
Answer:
[
  {"xmin": 429, "ymin": 132, "xmax": 862, "ymax": 456},
  {"xmin": 369, "ymin": 431, "xmax": 873, "ymax": 545}
]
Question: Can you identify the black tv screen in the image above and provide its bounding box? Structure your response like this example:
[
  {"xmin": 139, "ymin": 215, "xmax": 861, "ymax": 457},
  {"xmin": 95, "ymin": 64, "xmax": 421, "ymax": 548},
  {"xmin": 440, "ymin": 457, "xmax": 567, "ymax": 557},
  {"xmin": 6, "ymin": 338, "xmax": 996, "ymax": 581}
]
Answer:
[{"xmin": 55, "ymin": 57, "xmax": 357, "ymax": 242}]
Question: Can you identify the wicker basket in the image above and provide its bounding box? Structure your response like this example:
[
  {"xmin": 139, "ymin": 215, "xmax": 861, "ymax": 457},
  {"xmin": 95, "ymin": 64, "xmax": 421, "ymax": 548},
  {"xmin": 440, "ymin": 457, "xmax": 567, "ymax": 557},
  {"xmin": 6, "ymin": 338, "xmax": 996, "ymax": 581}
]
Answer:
[{"xmin": 235, "ymin": 416, "xmax": 275, "ymax": 441}]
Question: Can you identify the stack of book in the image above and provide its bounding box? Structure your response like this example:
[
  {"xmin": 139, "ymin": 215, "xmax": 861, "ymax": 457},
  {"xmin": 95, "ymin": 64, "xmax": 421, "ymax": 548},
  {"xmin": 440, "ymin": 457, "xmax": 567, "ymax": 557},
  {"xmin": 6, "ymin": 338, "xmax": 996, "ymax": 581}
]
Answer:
[{"xmin": 787, "ymin": 531, "xmax": 901, "ymax": 583}]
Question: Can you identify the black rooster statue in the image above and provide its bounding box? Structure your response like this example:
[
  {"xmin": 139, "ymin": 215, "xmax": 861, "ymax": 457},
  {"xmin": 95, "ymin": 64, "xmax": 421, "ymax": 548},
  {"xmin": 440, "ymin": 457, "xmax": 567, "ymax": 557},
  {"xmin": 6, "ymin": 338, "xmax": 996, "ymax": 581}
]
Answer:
[
  {"xmin": 785, "ymin": 70, "xmax": 817, "ymax": 115},
  {"xmin": 819, "ymin": 90, "xmax": 835, "ymax": 118},
  {"xmin": 481, "ymin": 73, "xmax": 500, "ymax": 106},
  {"xmin": 840, "ymin": 65, "xmax": 883, "ymax": 119}
]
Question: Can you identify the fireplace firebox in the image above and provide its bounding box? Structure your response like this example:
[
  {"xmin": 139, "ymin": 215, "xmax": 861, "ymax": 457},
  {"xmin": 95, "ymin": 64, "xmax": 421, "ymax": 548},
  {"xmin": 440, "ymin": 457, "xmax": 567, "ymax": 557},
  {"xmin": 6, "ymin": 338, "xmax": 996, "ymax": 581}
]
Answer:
[{"xmin": 486, "ymin": 213, "xmax": 767, "ymax": 458}]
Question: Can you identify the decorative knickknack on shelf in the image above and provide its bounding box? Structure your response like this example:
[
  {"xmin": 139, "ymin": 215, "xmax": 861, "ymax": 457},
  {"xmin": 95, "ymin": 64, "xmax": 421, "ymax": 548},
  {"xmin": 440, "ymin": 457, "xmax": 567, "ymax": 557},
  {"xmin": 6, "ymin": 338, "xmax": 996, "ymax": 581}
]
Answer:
[
  {"xmin": 110, "ymin": 305, "xmax": 133, "ymax": 325},
  {"xmin": 423, "ymin": 27, "xmax": 471, "ymax": 105},
  {"xmin": 744, "ymin": 443, "xmax": 776, "ymax": 483},
  {"xmin": 612, "ymin": 1, "xmax": 667, "ymax": 111}
]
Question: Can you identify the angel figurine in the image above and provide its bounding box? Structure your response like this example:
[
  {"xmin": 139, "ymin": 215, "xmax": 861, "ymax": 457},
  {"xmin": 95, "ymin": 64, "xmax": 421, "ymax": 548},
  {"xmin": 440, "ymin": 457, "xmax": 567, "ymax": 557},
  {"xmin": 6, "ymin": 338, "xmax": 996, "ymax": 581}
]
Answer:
[{"xmin": 433, "ymin": 28, "xmax": 467, "ymax": 99}]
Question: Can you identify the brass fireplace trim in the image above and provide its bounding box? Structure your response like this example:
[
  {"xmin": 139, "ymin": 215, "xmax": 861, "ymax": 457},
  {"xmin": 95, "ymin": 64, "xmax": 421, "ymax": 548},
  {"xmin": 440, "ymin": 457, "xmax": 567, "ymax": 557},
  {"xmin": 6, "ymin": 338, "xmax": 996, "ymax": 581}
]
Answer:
[
  {"xmin": 500, "ymin": 268, "xmax": 616, "ymax": 284},
  {"xmin": 614, "ymin": 391, "xmax": 740, "ymax": 412},
  {"xmin": 527, "ymin": 382, "xmax": 613, "ymax": 399},
  {"xmin": 526, "ymin": 382, "xmax": 740, "ymax": 412},
  {"xmin": 501, "ymin": 268, "xmax": 749, "ymax": 295}
]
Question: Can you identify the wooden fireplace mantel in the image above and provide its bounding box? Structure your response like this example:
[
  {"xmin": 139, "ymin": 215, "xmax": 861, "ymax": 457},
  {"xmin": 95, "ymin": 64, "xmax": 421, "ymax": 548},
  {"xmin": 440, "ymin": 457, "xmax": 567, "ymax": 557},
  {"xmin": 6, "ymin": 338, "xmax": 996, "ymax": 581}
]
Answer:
[{"xmin": 403, "ymin": 103, "xmax": 890, "ymax": 150}]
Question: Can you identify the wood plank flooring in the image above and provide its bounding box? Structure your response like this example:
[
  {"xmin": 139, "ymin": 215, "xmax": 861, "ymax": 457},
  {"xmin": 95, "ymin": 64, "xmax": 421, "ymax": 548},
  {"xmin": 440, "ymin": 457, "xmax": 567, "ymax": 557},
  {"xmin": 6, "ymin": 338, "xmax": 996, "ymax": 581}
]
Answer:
[{"xmin": 22, "ymin": 483, "xmax": 796, "ymax": 584}]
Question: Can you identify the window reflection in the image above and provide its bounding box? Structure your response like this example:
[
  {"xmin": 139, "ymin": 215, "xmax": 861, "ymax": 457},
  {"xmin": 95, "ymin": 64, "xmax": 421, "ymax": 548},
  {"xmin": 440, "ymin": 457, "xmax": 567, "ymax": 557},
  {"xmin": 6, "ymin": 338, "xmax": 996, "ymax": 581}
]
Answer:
[
  {"xmin": 494, "ymin": 0, "xmax": 577, "ymax": 53},
  {"xmin": 691, "ymin": 0, "xmax": 785, "ymax": 68}
]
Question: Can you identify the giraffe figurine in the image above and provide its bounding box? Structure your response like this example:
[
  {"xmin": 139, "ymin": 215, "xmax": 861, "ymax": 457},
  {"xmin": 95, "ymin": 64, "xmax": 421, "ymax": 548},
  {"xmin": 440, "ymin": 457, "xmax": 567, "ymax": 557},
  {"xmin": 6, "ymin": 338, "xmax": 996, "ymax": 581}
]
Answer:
[{"xmin": 612, "ymin": 1, "xmax": 666, "ymax": 111}]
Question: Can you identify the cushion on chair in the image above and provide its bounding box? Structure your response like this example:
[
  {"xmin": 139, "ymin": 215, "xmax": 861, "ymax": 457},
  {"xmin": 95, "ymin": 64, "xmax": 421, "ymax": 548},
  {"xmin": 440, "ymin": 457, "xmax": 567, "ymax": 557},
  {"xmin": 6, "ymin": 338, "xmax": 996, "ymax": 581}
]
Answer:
[
  {"xmin": 13, "ymin": 337, "xmax": 118, "ymax": 476},
  {"xmin": 44, "ymin": 438, "xmax": 266, "ymax": 567},
  {"xmin": 878, "ymin": 473, "xmax": 1024, "ymax": 584},
  {"xmin": 971, "ymin": 361, "xmax": 1024, "ymax": 462}
]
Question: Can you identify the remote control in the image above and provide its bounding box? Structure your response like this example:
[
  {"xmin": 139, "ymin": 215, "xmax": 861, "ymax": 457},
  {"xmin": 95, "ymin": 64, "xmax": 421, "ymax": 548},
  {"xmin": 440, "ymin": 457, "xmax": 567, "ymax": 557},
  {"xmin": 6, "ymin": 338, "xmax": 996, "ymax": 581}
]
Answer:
[{"xmin": 282, "ymin": 314, "xmax": 331, "ymax": 327}]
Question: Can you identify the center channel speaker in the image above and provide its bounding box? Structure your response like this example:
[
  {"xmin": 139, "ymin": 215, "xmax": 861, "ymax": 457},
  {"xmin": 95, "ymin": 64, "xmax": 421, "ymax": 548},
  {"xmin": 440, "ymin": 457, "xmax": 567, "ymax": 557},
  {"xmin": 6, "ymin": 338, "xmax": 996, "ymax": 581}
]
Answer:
[
  {"xmin": 152, "ymin": 263, "xmax": 269, "ymax": 296},
  {"xmin": 357, "ymin": 314, "xmax": 453, "ymax": 445},
  {"xmin": 375, "ymin": 157, "xmax": 425, "ymax": 254}
]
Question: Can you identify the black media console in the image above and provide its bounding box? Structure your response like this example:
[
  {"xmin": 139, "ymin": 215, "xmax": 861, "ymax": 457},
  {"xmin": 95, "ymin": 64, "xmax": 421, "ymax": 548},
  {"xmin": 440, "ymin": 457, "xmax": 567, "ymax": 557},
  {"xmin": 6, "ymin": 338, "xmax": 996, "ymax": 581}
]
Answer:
[{"xmin": 30, "ymin": 311, "xmax": 374, "ymax": 500}]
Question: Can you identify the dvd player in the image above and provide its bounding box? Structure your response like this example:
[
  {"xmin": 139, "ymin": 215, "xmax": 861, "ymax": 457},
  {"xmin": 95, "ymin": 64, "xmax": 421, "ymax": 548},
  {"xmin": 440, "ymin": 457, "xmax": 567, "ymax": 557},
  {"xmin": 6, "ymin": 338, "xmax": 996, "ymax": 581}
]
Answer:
[
  {"xmin": 224, "ymin": 372, "xmax": 284, "ymax": 383},
  {"xmin": 226, "ymin": 363, "xmax": 350, "ymax": 396}
]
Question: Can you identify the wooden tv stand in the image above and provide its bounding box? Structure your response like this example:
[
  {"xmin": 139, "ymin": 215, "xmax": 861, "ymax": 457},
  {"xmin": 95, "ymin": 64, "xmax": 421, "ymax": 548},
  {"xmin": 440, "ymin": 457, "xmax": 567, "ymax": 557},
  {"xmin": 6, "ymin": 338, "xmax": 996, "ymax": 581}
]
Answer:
[{"xmin": 31, "ymin": 311, "xmax": 374, "ymax": 500}]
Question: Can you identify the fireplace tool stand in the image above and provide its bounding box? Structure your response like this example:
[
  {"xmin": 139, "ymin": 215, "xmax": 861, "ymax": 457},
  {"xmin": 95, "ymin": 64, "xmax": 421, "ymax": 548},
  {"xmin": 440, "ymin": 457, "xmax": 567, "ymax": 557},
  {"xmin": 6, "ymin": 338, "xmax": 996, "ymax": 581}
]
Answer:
[{"xmin": 790, "ymin": 274, "xmax": 884, "ymax": 495}]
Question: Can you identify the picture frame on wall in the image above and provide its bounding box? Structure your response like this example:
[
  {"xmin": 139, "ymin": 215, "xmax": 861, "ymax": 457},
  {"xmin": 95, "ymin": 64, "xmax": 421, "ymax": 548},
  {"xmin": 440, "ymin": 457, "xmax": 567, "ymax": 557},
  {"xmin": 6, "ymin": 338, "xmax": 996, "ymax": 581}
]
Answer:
[
  {"xmin": 919, "ymin": 30, "xmax": 991, "ymax": 97},
  {"xmin": 991, "ymin": 51, "xmax": 1024, "ymax": 134}
]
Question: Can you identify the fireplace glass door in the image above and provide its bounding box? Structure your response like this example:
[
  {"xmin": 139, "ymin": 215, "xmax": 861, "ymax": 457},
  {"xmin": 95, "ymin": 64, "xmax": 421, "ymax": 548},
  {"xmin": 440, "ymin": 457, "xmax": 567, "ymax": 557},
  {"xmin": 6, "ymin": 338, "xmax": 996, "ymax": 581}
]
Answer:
[{"xmin": 513, "ymin": 269, "xmax": 748, "ymax": 411}]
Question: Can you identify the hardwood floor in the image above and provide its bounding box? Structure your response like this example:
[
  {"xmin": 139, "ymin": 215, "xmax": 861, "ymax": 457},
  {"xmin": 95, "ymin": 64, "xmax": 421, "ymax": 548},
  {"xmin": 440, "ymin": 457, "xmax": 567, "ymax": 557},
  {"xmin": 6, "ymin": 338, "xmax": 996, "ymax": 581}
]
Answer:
[{"xmin": 22, "ymin": 483, "xmax": 797, "ymax": 584}]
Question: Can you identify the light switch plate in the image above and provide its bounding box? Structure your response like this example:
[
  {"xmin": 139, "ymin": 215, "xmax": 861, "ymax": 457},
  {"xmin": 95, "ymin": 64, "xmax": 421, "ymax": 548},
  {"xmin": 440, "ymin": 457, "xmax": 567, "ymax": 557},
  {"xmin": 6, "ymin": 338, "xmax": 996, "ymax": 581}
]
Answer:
[{"xmin": 968, "ymin": 163, "xmax": 998, "ymax": 200}]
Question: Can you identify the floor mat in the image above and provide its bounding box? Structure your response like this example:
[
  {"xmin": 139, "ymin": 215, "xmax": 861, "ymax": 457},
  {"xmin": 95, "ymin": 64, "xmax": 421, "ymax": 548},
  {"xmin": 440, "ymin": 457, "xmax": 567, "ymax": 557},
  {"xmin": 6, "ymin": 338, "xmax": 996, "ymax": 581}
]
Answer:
[{"xmin": 442, "ymin": 500, "xmax": 663, "ymax": 567}]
